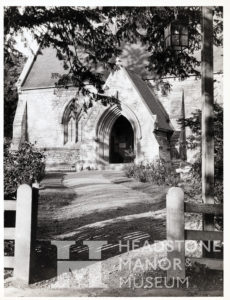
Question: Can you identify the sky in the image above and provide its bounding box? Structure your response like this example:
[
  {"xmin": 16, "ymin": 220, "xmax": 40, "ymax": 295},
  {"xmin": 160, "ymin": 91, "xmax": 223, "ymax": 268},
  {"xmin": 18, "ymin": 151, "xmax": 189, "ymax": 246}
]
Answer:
[{"xmin": 13, "ymin": 29, "xmax": 39, "ymax": 57}]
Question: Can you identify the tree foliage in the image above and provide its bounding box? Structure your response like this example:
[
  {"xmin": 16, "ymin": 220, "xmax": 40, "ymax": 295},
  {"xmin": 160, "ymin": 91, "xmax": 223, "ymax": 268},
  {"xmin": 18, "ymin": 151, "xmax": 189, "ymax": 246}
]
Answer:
[
  {"xmin": 4, "ymin": 6, "xmax": 223, "ymax": 201},
  {"xmin": 179, "ymin": 103, "xmax": 223, "ymax": 202},
  {"xmin": 4, "ymin": 142, "xmax": 46, "ymax": 197},
  {"xmin": 4, "ymin": 51, "xmax": 25, "ymax": 137},
  {"xmin": 4, "ymin": 6, "xmax": 223, "ymax": 100},
  {"xmin": 182, "ymin": 103, "xmax": 223, "ymax": 179}
]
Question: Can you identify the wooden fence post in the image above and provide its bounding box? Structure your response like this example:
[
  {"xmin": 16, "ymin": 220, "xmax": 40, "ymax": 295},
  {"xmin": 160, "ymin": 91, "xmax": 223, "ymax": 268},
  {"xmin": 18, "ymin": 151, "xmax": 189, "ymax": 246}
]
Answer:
[
  {"xmin": 201, "ymin": 6, "xmax": 215, "ymax": 259},
  {"xmin": 14, "ymin": 184, "xmax": 33, "ymax": 284},
  {"xmin": 167, "ymin": 187, "xmax": 185, "ymax": 280}
]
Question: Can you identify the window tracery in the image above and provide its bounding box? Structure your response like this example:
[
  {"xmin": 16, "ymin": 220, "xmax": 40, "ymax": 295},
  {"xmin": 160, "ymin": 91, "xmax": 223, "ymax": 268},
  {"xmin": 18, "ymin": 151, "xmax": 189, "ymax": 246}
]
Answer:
[{"xmin": 62, "ymin": 99, "xmax": 81, "ymax": 145}]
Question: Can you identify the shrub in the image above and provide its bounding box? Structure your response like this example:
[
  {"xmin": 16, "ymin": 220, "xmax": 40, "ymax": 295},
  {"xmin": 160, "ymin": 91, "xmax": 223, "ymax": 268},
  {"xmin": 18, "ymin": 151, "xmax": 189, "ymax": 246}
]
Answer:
[
  {"xmin": 125, "ymin": 160, "xmax": 179, "ymax": 186},
  {"xmin": 184, "ymin": 153, "xmax": 223, "ymax": 204},
  {"xmin": 4, "ymin": 141, "xmax": 46, "ymax": 198},
  {"xmin": 180, "ymin": 103, "xmax": 223, "ymax": 204}
]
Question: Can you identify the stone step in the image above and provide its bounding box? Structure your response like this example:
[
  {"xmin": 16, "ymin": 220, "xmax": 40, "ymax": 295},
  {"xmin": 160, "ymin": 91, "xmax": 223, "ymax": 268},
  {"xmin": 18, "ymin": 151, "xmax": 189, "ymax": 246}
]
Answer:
[
  {"xmin": 100, "ymin": 163, "xmax": 132, "ymax": 171},
  {"xmin": 45, "ymin": 164, "xmax": 76, "ymax": 173},
  {"xmin": 45, "ymin": 163, "xmax": 132, "ymax": 173}
]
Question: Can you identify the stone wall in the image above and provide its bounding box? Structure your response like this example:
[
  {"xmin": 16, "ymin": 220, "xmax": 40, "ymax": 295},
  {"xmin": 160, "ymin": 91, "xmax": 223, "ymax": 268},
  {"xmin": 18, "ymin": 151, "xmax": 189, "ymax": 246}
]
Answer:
[
  {"xmin": 153, "ymin": 74, "xmax": 223, "ymax": 131},
  {"xmin": 11, "ymin": 68, "xmax": 174, "ymax": 168},
  {"xmin": 12, "ymin": 69, "xmax": 222, "ymax": 167},
  {"xmin": 25, "ymin": 88, "xmax": 79, "ymax": 147},
  {"xmin": 11, "ymin": 97, "xmax": 28, "ymax": 150},
  {"xmin": 101, "ymin": 68, "xmax": 163, "ymax": 163},
  {"xmin": 153, "ymin": 73, "xmax": 223, "ymax": 162},
  {"xmin": 44, "ymin": 148, "xmax": 80, "ymax": 167},
  {"xmin": 12, "ymin": 87, "xmax": 88, "ymax": 169}
]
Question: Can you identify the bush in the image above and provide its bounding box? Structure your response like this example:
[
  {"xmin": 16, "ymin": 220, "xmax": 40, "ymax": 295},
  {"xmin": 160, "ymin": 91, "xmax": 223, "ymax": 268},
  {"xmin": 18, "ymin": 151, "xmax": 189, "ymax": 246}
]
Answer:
[
  {"xmin": 125, "ymin": 160, "xmax": 180, "ymax": 186},
  {"xmin": 180, "ymin": 103, "xmax": 223, "ymax": 204},
  {"xmin": 184, "ymin": 153, "xmax": 223, "ymax": 204},
  {"xmin": 4, "ymin": 141, "xmax": 46, "ymax": 198}
]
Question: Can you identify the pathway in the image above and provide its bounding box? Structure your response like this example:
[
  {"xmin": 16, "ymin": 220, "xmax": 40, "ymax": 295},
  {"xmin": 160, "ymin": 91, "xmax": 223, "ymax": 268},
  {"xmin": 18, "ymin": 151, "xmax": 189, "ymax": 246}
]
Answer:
[{"xmin": 37, "ymin": 170, "xmax": 167, "ymax": 243}]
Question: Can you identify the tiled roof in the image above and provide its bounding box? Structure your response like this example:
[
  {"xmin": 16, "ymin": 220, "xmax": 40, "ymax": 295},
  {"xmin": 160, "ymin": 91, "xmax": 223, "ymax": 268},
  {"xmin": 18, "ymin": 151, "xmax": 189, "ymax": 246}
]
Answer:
[
  {"xmin": 22, "ymin": 47, "xmax": 69, "ymax": 90},
  {"xmin": 21, "ymin": 42, "xmax": 152, "ymax": 90}
]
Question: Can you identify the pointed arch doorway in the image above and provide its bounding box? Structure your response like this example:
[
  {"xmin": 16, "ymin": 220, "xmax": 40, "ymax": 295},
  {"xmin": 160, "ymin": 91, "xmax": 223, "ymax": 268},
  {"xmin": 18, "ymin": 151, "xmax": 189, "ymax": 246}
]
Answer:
[
  {"xmin": 109, "ymin": 115, "xmax": 134, "ymax": 163},
  {"xmin": 96, "ymin": 104, "xmax": 142, "ymax": 165}
]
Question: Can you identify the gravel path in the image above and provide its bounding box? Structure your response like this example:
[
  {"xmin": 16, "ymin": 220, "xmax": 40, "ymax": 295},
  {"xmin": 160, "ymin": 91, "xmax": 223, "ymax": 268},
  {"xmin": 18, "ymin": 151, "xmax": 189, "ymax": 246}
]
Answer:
[{"xmin": 37, "ymin": 170, "xmax": 167, "ymax": 243}]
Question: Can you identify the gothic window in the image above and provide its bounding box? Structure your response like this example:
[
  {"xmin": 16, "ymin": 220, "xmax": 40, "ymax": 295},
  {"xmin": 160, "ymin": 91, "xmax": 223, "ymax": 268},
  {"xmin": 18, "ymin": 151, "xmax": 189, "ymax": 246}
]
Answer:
[
  {"xmin": 67, "ymin": 116, "xmax": 77, "ymax": 143},
  {"xmin": 62, "ymin": 99, "xmax": 81, "ymax": 145}
]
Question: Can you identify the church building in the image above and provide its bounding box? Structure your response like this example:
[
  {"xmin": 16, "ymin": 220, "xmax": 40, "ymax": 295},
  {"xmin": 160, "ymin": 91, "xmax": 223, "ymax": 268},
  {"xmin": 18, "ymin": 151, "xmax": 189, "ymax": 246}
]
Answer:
[{"xmin": 11, "ymin": 43, "xmax": 223, "ymax": 171}]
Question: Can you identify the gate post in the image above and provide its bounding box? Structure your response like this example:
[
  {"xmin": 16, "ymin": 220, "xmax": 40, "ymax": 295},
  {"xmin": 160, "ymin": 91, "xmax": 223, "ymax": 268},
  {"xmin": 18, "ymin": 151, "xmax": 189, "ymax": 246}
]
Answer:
[
  {"xmin": 14, "ymin": 184, "xmax": 33, "ymax": 284},
  {"xmin": 166, "ymin": 187, "xmax": 185, "ymax": 280}
]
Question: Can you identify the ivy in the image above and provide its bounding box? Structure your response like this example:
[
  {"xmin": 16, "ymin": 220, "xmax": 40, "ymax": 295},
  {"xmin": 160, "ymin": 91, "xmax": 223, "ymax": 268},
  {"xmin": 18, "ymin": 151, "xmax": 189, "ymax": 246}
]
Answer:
[{"xmin": 4, "ymin": 142, "xmax": 46, "ymax": 198}]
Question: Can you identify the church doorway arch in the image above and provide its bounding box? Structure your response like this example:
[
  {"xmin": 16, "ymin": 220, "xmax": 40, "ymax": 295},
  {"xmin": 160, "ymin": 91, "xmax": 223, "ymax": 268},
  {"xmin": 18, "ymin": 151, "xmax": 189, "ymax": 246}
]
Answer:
[
  {"xmin": 109, "ymin": 116, "xmax": 134, "ymax": 163},
  {"xmin": 95, "ymin": 104, "xmax": 142, "ymax": 165}
]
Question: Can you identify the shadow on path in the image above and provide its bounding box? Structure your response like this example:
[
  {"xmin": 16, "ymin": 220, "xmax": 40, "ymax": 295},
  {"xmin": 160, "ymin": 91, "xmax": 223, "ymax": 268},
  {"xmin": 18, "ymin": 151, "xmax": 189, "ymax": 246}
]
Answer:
[{"xmin": 30, "ymin": 171, "xmax": 167, "ymax": 283}]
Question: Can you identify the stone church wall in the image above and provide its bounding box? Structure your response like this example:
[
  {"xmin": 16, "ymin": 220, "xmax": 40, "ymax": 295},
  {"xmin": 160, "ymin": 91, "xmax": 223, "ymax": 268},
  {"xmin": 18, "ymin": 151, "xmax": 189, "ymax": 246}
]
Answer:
[
  {"xmin": 154, "ymin": 73, "xmax": 223, "ymax": 131},
  {"xmin": 12, "ymin": 70, "xmax": 222, "ymax": 168},
  {"xmin": 12, "ymin": 69, "xmax": 173, "ymax": 168},
  {"xmin": 24, "ymin": 88, "xmax": 78, "ymax": 147},
  {"xmin": 153, "ymin": 73, "xmax": 223, "ymax": 162},
  {"xmin": 102, "ymin": 68, "xmax": 162, "ymax": 163},
  {"xmin": 12, "ymin": 87, "xmax": 84, "ymax": 169},
  {"xmin": 44, "ymin": 149, "xmax": 81, "ymax": 170}
]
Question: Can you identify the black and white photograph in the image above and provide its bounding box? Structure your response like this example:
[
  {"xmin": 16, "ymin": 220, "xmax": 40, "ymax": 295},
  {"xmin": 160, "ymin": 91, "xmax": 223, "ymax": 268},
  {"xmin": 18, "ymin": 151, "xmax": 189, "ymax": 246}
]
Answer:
[{"xmin": 2, "ymin": 2, "xmax": 228, "ymax": 297}]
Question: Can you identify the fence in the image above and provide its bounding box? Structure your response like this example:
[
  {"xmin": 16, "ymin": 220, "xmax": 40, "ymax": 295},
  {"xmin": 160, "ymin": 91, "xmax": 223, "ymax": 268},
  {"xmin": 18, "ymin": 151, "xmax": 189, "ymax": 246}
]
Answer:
[
  {"xmin": 4, "ymin": 184, "xmax": 34, "ymax": 284},
  {"xmin": 166, "ymin": 187, "xmax": 223, "ymax": 280},
  {"xmin": 4, "ymin": 184, "xmax": 223, "ymax": 284}
]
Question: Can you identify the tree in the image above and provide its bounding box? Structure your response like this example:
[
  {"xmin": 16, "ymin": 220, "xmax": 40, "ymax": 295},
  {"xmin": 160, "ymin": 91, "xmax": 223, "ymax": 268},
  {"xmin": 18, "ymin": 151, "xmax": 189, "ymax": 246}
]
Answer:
[
  {"xmin": 4, "ymin": 50, "xmax": 25, "ymax": 138},
  {"xmin": 179, "ymin": 103, "xmax": 223, "ymax": 202},
  {"xmin": 4, "ymin": 7, "xmax": 223, "ymax": 194},
  {"xmin": 4, "ymin": 6, "xmax": 223, "ymax": 103}
]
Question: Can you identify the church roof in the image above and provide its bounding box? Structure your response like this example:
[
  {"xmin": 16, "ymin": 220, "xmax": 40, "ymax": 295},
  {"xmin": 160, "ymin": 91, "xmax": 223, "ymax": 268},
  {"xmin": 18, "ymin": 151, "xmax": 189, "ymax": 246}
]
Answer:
[
  {"xmin": 20, "ymin": 42, "xmax": 152, "ymax": 90},
  {"xmin": 124, "ymin": 68, "xmax": 173, "ymax": 132},
  {"xmin": 21, "ymin": 47, "xmax": 70, "ymax": 90},
  {"xmin": 19, "ymin": 45, "xmax": 173, "ymax": 132}
]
